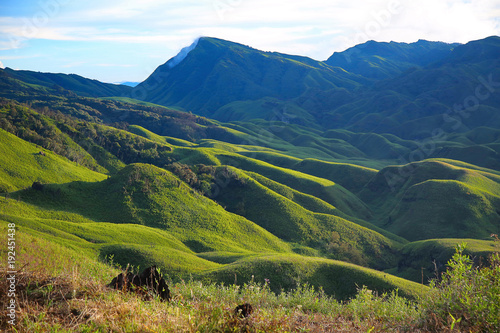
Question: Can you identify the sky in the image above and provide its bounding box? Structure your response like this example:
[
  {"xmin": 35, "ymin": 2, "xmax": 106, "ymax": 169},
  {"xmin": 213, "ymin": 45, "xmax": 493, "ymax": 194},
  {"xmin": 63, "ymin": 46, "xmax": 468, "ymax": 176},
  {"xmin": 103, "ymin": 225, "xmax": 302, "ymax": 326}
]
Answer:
[{"xmin": 0, "ymin": 0, "xmax": 499, "ymax": 83}]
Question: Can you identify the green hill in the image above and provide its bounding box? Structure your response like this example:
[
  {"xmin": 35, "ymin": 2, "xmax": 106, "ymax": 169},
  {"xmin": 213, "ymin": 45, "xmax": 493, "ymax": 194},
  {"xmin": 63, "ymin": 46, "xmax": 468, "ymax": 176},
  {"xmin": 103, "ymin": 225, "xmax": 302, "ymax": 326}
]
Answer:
[
  {"xmin": 390, "ymin": 238, "xmax": 500, "ymax": 283},
  {"xmin": 1, "ymin": 36, "xmax": 499, "ymax": 316},
  {"xmin": 212, "ymin": 168, "xmax": 402, "ymax": 268},
  {"xmin": 0, "ymin": 128, "xmax": 106, "ymax": 192},
  {"xmin": 360, "ymin": 160, "xmax": 500, "ymax": 240},
  {"xmin": 136, "ymin": 37, "xmax": 367, "ymax": 118},
  {"xmin": 326, "ymin": 39, "xmax": 458, "ymax": 79},
  {"xmin": 18, "ymin": 163, "xmax": 291, "ymax": 254},
  {"xmin": 199, "ymin": 254, "xmax": 426, "ymax": 300}
]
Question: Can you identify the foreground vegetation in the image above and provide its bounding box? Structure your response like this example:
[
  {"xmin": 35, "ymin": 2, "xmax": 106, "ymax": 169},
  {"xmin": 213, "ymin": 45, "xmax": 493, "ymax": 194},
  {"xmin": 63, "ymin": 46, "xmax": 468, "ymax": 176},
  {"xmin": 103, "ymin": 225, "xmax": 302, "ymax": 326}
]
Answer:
[{"xmin": 1, "ymin": 231, "xmax": 498, "ymax": 332}]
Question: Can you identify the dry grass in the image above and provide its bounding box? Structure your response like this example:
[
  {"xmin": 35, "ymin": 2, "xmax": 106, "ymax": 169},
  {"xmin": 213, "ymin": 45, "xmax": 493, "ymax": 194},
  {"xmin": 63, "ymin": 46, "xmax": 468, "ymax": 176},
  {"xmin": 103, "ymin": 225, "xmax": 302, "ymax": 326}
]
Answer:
[
  {"xmin": 1, "ymin": 268, "xmax": 424, "ymax": 333},
  {"xmin": 1, "ymin": 265, "xmax": 427, "ymax": 332}
]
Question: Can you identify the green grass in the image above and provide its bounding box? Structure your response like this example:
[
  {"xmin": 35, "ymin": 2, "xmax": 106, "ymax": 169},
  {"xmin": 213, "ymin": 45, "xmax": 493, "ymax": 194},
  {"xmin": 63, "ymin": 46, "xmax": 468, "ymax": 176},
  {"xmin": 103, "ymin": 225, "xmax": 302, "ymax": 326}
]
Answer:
[
  {"xmin": 0, "ymin": 129, "xmax": 106, "ymax": 193},
  {"xmin": 360, "ymin": 159, "xmax": 500, "ymax": 241},
  {"xmin": 199, "ymin": 254, "xmax": 427, "ymax": 301},
  {"xmin": 215, "ymin": 152, "xmax": 372, "ymax": 220},
  {"xmin": 100, "ymin": 96, "xmax": 176, "ymax": 109},
  {"xmin": 3, "ymin": 225, "xmax": 497, "ymax": 332},
  {"xmin": 128, "ymin": 125, "xmax": 196, "ymax": 147},
  {"xmin": 213, "ymin": 167, "xmax": 402, "ymax": 268},
  {"xmin": 17, "ymin": 163, "xmax": 291, "ymax": 254},
  {"xmin": 389, "ymin": 238, "xmax": 500, "ymax": 283}
]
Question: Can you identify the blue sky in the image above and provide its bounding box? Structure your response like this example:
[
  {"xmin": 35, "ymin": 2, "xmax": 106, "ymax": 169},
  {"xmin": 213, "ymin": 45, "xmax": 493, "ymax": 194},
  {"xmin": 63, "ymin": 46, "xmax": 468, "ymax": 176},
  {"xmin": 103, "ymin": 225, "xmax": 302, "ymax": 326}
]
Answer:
[{"xmin": 1, "ymin": 0, "xmax": 499, "ymax": 83}]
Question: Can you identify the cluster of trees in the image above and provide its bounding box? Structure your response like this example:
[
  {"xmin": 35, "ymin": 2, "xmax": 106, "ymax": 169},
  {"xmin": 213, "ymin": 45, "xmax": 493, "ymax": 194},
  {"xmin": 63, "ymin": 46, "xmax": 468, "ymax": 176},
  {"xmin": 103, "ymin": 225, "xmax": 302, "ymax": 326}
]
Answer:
[
  {"xmin": 0, "ymin": 99, "xmax": 177, "ymax": 173},
  {"xmin": 0, "ymin": 99, "xmax": 98, "ymax": 169},
  {"xmin": 166, "ymin": 163, "xmax": 246, "ymax": 197}
]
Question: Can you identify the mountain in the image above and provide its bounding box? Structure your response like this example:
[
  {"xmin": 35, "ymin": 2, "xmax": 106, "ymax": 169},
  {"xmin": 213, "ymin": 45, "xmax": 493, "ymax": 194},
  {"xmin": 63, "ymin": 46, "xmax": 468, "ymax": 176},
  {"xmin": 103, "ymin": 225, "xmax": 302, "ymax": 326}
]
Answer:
[
  {"xmin": 135, "ymin": 37, "xmax": 368, "ymax": 123},
  {"xmin": 328, "ymin": 36, "xmax": 500, "ymax": 136},
  {"xmin": 326, "ymin": 39, "xmax": 459, "ymax": 79},
  {"xmin": 134, "ymin": 36, "xmax": 500, "ymax": 143},
  {"xmin": 116, "ymin": 81, "xmax": 139, "ymax": 87},
  {"xmin": 0, "ymin": 67, "xmax": 132, "ymax": 97},
  {"xmin": 131, "ymin": 36, "xmax": 500, "ymax": 173}
]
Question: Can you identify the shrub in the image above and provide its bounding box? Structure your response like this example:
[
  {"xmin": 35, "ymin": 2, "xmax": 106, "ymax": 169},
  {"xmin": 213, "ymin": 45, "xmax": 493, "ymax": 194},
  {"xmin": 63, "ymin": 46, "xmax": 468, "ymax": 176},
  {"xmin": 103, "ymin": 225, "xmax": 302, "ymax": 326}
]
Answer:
[{"xmin": 420, "ymin": 242, "xmax": 500, "ymax": 332}]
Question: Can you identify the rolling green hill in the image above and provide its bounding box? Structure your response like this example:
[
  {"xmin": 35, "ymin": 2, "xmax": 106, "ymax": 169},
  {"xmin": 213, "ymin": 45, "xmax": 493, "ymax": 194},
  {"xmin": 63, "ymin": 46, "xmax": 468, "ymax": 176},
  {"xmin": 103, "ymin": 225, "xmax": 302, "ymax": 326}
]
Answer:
[
  {"xmin": 389, "ymin": 238, "xmax": 500, "ymax": 283},
  {"xmin": 360, "ymin": 160, "xmax": 500, "ymax": 240},
  {"xmin": 0, "ymin": 128, "xmax": 106, "ymax": 192},
  {"xmin": 1, "ymin": 36, "xmax": 499, "ymax": 315},
  {"xmin": 199, "ymin": 254, "xmax": 426, "ymax": 300}
]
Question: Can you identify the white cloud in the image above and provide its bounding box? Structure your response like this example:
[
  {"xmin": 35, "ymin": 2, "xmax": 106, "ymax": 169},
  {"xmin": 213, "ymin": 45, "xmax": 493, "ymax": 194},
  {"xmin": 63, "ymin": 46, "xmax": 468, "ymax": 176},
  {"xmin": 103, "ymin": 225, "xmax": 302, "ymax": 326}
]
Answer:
[{"xmin": 0, "ymin": 60, "xmax": 4, "ymax": 69}]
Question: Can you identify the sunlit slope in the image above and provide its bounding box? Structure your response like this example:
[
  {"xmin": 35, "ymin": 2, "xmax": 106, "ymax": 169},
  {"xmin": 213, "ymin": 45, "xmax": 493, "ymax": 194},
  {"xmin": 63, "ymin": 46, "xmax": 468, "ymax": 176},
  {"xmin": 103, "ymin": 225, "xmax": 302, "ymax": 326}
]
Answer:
[
  {"xmin": 0, "ymin": 211, "xmax": 221, "ymax": 275},
  {"xmin": 215, "ymin": 152, "xmax": 372, "ymax": 220},
  {"xmin": 389, "ymin": 238, "xmax": 500, "ymax": 283},
  {"xmin": 0, "ymin": 128, "xmax": 106, "ymax": 192},
  {"xmin": 210, "ymin": 167, "xmax": 403, "ymax": 268},
  {"xmin": 199, "ymin": 254, "xmax": 427, "ymax": 300},
  {"xmin": 18, "ymin": 163, "xmax": 291, "ymax": 254},
  {"xmin": 361, "ymin": 159, "xmax": 500, "ymax": 240}
]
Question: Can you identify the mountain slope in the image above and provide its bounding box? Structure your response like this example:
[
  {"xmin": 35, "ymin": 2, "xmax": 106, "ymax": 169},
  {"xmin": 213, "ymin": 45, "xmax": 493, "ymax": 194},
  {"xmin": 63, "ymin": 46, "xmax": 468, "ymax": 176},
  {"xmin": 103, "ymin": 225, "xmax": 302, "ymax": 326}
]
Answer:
[
  {"xmin": 360, "ymin": 159, "xmax": 500, "ymax": 241},
  {"xmin": 335, "ymin": 36, "xmax": 500, "ymax": 137},
  {"xmin": 0, "ymin": 128, "xmax": 106, "ymax": 192},
  {"xmin": 326, "ymin": 39, "xmax": 459, "ymax": 79},
  {"xmin": 133, "ymin": 36, "xmax": 500, "ymax": 174},
  {"xmin": 1, "ymin": 68, "xmax": 132, "ymax": 97},
  {"xmin": 18, "ymin": 163, "xmax": 291, "ymax": 254},
  {"xmin": 1, "ymin": 35, "xmax": 500, "ymax": 308},
  {"xmin": 136, "ymin": 37, "xmax": 367, "ymax": 120}
]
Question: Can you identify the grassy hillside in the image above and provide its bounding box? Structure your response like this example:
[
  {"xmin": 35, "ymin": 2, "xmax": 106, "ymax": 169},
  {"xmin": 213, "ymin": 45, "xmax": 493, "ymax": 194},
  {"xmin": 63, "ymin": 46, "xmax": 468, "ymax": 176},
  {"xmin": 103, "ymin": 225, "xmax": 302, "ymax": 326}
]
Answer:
[
  {"xmin": 389, "ymin": 238, "xmax": 500, "ymax": 283},
  {"xmin": 212, "ymin": 168, "xmax": 402, "ymax": 268},
  {"xmin": 360, "ymin": 160, "xmax": 500, "ymax": 240},
  {"xmin": 1, "ymin": 68, "xmax": 132, "ymax": 97},
  {"xmin": 326, "ymin": 39, "xmax": 458, "ymax": 79},
  {"xmin": 0, "ymin": 129, "xmax": 106, "ymax": 192},
  {"xmin": 215, "ymin": 152, "xmax": 373, "ymax": 220},
  {"xmin": 138, "ymin": 37, "xmax": 366, "ymax": 117},
  {"xmin": 17, "ymin": 163, "xmax": 291, "ymax": 254},
  {"xmin": 199, "ymin": 254, "xmax": 426, "ymax": 300}
]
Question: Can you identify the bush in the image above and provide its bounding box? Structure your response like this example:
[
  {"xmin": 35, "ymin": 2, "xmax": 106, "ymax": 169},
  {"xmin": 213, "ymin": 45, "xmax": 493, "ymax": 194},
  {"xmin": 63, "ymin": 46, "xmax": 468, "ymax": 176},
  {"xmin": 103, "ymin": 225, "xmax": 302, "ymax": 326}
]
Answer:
[{"xmin": 420, "ymin": 242, "xmax": 500, "ymax": 332}]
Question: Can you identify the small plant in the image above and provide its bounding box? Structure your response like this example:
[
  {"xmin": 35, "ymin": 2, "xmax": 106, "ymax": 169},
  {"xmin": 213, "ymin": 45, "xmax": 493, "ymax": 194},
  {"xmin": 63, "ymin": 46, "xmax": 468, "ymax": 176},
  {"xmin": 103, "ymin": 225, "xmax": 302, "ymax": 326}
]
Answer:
[{"xmin": 420, "ymin": 243, "xmax": 500, "ymax": 332}]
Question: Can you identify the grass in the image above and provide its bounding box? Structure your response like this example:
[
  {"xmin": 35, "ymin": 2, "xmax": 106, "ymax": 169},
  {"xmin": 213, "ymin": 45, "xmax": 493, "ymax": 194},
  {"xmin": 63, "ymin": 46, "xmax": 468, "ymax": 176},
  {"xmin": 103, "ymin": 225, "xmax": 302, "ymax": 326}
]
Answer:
[
  {"xmin": 4, "ymin": 226, "xmax": 497, "ymax": 332},
  {"xmin": 360, "ymin": 159, "xmax": 500, "ymax": 241},
  {"xmin": 15, "ymin": 164, "xmax": 292, "ymax": 255},
  {"xmin": 215, "ymin": 152, "xmax": 372, "ymax": 220},
  {"xmin": 128, "ymin": 124, "xmax": 196, "ymax": 148},
  {"xmin": 198, "ymin": 253, "xmax": 427, "ymax": 301},
  {"xmin": 212, "ymin": 167, "xmax": 402, "ymax": 269},
  {"xmin": 388, "ymin": 237, "xmax": 500, "ymax": 283},
  {"xmin": 0, "ymin": 228, "xmax": 425, "ymax": 333},
  {"xmin": 0, "ymin": 129, "xmax": 106, "ymax": 193}
]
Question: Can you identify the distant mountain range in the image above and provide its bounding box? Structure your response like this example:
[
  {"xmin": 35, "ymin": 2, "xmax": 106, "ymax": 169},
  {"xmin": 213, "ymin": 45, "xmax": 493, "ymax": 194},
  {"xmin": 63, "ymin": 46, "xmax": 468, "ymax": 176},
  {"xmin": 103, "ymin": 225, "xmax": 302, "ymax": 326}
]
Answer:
[
  {"xmin": 116, "ymin": 81, "xmax": 139, "ymax": 87},
  {"xmin": 134, "ymin": 36, "xmax": 500, "ymax": 138}
]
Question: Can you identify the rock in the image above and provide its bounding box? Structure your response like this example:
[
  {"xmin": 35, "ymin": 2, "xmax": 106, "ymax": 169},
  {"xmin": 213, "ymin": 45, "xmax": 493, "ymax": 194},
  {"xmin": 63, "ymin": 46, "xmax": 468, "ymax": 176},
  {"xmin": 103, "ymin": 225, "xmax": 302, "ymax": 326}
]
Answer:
[
  {"xmin": 234, "ymin": 303, "xmax": 253, "ymax": 318},
  {"xmin": 108, "ymin": 266, "xmax": 171, "ymax": 301}
]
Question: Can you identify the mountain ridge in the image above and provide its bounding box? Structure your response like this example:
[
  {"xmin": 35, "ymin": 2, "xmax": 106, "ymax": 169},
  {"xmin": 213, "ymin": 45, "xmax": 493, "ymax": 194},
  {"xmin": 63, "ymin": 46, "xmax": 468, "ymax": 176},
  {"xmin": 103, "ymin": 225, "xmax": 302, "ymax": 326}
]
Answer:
[{"xmin": 133, "ymin": 35, "xmax": 500, "ymax": 145}]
